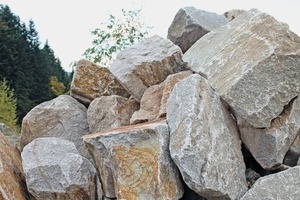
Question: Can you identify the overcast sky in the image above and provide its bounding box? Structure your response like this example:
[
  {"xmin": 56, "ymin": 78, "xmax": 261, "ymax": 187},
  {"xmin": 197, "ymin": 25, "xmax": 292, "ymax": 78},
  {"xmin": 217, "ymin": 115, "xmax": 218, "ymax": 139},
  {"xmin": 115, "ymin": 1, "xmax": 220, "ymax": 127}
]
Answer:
[{"xmin": 2, "ymin": 0, "xmax": 300, "ymax": 72}]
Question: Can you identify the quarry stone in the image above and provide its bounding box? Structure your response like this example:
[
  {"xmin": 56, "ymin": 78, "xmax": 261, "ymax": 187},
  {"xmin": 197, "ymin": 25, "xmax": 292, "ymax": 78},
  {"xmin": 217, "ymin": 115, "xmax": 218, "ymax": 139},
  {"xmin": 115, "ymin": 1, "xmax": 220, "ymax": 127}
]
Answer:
[{"xmin": 167, "ymin": 74, "xmax": 247, "ymax": 199}]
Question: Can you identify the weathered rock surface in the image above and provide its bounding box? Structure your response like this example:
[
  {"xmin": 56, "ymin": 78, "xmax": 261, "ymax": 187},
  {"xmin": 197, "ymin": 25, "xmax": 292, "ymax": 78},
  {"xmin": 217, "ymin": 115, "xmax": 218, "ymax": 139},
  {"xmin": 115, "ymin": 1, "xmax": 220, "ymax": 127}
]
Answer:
[
  {"xmin": 239, "ymin": 96, "xmax": 300, "ymax": 170},
  {"xmin": 21, "ymin": 137, "xmax": 102, "ymax": 200},
  {"xmin": 0, "ymin": 122, "xmax": 20, "ymax": 149},
  {"xmin": 110, "ymin": 35, "xmax": 188, "ymax": 102},
  {"xmin": 183, "ymin": 8, "xmax": 300, "ymax": 128},
  {"xmin": 284, "ymin": 135, "xmax": 300, "ymax": 166},
  {"xmin": 83, "ymin": 120, "xmax": 184, "ymax": 199},
  {"xmin": 70, "ymin": 59, "xmax": 130, "ymax": 105},
  {"xmin": 20, "ymin": 95, "xmax": 91, "ymax": 160},
  {"xmin": 241, "ymin": 166, "xmax": 300, "ymax": 199},
  {"xmin": 167, "ymin": 74, "xmax": 247, "ymax": 199},
  {"xmin": 87, "ymin": 95, "xmax": 139, "ymax": 133},
  {"xmin": 168, "ymin": 7, "xmax": 228, "ymax": 53},
  {"xmin": 130, "ymin": 83, "xmax": 165, "ymax": 124},
  {"xmin": 158, "ymin": 70, "xmax": 192, "ymax": 117},
  {"xmin": 0, "ymin": 134, "xmax": 30, "ymax": 200},
  {"xmin": 224, "ymin": 9, "xmax": 246, "ymax": 21},
  {"xmin": 130, "ymin": 70, "xmax": 192, "ymax": 124}
]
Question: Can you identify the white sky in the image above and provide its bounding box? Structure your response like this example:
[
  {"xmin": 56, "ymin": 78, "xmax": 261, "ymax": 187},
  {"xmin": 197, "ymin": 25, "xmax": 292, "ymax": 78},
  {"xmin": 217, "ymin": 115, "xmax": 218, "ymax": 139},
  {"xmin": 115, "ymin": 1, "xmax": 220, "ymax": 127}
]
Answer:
[{"xmin": 2, "ymin": 0, "xmax": 300, "ymax": 72}]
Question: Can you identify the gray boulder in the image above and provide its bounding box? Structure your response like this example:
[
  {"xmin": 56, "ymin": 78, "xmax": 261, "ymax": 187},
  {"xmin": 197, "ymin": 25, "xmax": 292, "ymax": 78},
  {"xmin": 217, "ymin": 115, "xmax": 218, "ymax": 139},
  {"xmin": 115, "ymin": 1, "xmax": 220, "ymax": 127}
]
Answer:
[
  {"xmin": 183, "ymin": 8, "xmax": 300, "ymax": 128},
  {"xmin": 21, "ymin": 137, "xmax": 102, "ymax": 200},
  {"xmin": 110, "ymin": 35, "xmax": 188, "ymax": 102},
  {"xmin": 87, "ymin": 95, "xmax": 139, "ymax": 133},
  {"xmin": 168, "ymin": 7, "xmax": 228, "ymax": 53},
  {"xmin": 241, "ymin": 166, "xmax": 300, "ymax": 199},
  {"xmin": 83, "ymin": 120, "xmax": 184, "ymax": 199},
  {"xmin": 239, "ymin": 97, "xmax": 300, "ymax": 170},
  {"xmin": 20, "ymin": 95, "xmax": 91, "ymax": 160},
  {"xmin": 167, "ymin": 74, "xmax": 247, "ymax": 199}
]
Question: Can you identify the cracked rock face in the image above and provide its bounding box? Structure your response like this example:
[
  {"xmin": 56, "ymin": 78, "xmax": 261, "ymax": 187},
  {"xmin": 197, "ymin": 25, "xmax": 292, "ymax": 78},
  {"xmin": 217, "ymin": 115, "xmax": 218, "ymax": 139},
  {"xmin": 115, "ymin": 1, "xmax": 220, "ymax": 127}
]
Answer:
[
  {"xmin": 167, "ymin": 74, "xmax": 247, "ymax": 200},
  {"xmin": 20, "ymin": 95, "xmax": 91, "ymax": 160},
  {"xmin": 110, "ymin": 35, "xmax": 188, "ymax": 102},
  {"xmin": 239, "ymin": 97, "xmax": 300, "ymax": 170},
  {"xmin": 241, "ymin": 166, "xmax": 300, "ymax": 199},
  {"xmin": 83, "ymin": 120, "xmax": 184, "ymax": 200},
  {"xmin": 183, "ymin": 8, "xmax": 300, "ymax": 128},
  {"xmin": 21, "ymin": 138, "xmax": 102, "ymax": 200},
  {"xmin": 70, "ymin": 59, "xmax": 130, "ymax": 106},
  {"xmin": 168, "ymin": 7, "xmax": 228, "ymax": 53}
]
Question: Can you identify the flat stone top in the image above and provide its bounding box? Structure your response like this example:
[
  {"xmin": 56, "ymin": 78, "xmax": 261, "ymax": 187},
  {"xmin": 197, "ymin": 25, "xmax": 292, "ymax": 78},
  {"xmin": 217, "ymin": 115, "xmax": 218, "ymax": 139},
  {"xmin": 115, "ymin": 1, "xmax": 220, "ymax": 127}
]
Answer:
[
  {"xmin": 110, "ymin": 35, "xmax": 182, "ymax": 72},
  {"xmin": 82, "ymin": 119, "xmax": 166, "ymax": 139}
]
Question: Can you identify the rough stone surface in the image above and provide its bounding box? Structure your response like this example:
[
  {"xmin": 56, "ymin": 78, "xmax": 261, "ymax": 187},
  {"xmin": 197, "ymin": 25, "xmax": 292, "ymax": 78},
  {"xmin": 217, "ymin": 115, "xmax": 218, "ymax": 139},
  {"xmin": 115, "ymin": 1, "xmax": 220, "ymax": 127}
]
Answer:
[
  {"xmin": 87, "ymin": 95, "xmax": 139, "ymax": 133},
  {"xmin": 240, "ymin": 166, "xmax": 300, "ymax": 199},
  {"xmin": 183, "ymin": 9, "xmax": 300, "ymax": 128},
  {"xmin": 167, "ymin": 74, "xmax": 247, "ymax": 199},
  {"xmin": 70, "ymin": 59, "xmax": 130, "ymax": 105},
  {"xmin": 158, "ymin": 70, "xmax": 192, "ymax": 117},
  {"xmin": 130, "ymin": 83, "xmax": 165, "ymax": 124},
  {"xmin": 239, "ymin": 96, "xmax": 300, "ymax": 170},
  {"xmin": 0, "ymin": 123, "xmax": 20, "ymax": 149},
  {"xmin": 284, "ymin": 135, "xmax": 300, "ymax": 166},
  {"xmin": 0, "ymin": 134, "xmax": 30, "ymax": 200},
  {"xmin": 110, "ymin": 35, "xmax": 188, "ymax": 102},
  {"xmin": 21, "ymin": 137, "xmax": 102, "ymax": 200},
  {"xmin": 83, "ymin": 120, "xmax": 184, "ymax": 199},
  {"xmin": 224, "ymin": 9, "xmax": 246, "ymax": 21},
  {"xmin": 168, "ymin": 7, "xmax": 228, "ymax": 53},
  {"xmin": 20, "ymin": 95, "xmax": 91, "ymax": 160}
]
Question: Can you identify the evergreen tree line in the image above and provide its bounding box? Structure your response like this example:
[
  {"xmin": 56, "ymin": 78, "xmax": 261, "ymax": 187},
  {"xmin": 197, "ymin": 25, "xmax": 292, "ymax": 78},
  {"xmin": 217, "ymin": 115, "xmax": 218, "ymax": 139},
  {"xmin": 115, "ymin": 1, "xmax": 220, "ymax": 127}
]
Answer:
[{"xmin": 0, "ymin": 5, "xmax": 72, "ymax": 125}]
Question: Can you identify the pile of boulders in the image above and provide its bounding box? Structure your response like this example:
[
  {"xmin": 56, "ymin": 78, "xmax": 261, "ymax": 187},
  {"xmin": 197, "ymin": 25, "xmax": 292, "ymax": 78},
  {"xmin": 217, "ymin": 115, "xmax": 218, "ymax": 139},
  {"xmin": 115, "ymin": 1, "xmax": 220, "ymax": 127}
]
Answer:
[{"xmin": 1, "ymin": 7, "xmax": 300, "ymax": 200}]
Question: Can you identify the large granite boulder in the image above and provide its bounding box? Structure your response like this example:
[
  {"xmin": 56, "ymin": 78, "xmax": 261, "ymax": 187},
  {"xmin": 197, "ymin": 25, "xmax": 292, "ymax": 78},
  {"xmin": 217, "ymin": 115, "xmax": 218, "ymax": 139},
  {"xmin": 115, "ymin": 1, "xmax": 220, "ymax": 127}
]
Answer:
[
  {"xmin": 87, "ymin": 95, "xmax": 139, "ymax": 133},
  {"xmin": 20, "ymin": 95, "xmax": 91, "ymax": 160},
  {"xmin": 0, "ymin": 134, "xmax": 30, "ymax": 200},
  {"xmin": 239, "ymin": 97, "xmax": 300, "ymax": 169},
  {"xmin": 168, "ymin": 7, "xmax": 228, "ymax": 53},
  {"xmin": 21, "ymin": 137, "xmax": 102, "ymax": 200},
  {"xmin": 110, "ymin": 35, "xmax": 188, "ymax": 102},
  {"xmin": 241, "ymin": 166, "xmax": 300, "ymax": 199},
  {"xmin": 83, "ymin": 120, "xmax": 184, "ymax": 199},
  {"xmin": 183, "ymin": 9, "xmax": 300, "ymax": 128},
  {"xmin": 167, "ymin": 74, "xmax": 247, "ymax": 199},
  {"xmin": 70, "ymin": 59, "xmax": 130, "ymax": 105}
]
